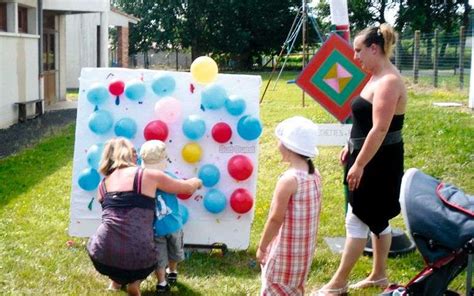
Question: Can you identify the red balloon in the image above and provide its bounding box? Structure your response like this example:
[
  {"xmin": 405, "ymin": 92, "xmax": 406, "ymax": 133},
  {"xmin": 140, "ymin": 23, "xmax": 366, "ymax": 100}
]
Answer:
[
  {"xmin": 230, "ymin": 188, "xmax": 254, "ymax": 214},
  {"xmin": 212, "ymin": 122, "xmax": 232, "ymax": 143},
  {"xmin": 177, "ymin": 193, "xmax": 192, "ymax": 200},
  {"xmin": 109, "ymin": 80, "xmax": 125, "ymax": 96},
  {"xmin": 144, "ymin": 120, "xmax": 169, "ymax": 141},
  {"xmin": 227, "ymin": 155, "xmax": 253, "ymax": 181}
]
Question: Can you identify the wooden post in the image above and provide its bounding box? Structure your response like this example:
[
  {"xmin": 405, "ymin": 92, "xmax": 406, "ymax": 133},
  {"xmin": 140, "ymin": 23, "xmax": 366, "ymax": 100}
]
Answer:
[
  {"xmin": 395, "ymin": 37, "xmax": 401, "ymax": 72},
  {"xmin": 433, "ymin": 29, "xmax": 439, "ymax": 88},
  {"xmin": 459, "ymin": 26, "xmax": 465, "ymax": 89},
  {"xmin": 413, "ymin": 30, "xmax": 420, "ymax": 84},
  {"xmin": 176, "ymin": 49, "xmax": 179, "ymax": 71}
]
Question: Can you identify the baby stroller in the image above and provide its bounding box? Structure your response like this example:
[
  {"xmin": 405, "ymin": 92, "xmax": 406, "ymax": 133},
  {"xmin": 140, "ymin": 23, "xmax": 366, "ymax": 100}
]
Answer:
[{"xmin": 382, "ymin": 168, "xmax": 473, "ymax": 296}]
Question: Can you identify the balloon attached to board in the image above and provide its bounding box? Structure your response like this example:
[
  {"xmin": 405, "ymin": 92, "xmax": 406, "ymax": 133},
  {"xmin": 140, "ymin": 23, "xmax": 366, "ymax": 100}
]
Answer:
[
  {"xmin": 125, "ymin": 79, "xmax": 146, "ymax": 102},
  {"xmin": 190, "ymin": 56, "xmax": 218, "ymax": 84},
  {"xmin": 181, "ymin": 142, "xmax": 202, "ymax": 163},
  {"xmin": 114, "ymin": 117, "xmax": 137, "ymax": 139},
  {"xmin": 144, "ymin": 120, "xmax": 169, "ymax": 141},
  {"xmin": 109, "ymin": 80, "xmax": 125, "ymax": 105},
  {"xmin": 227, "ymin": 155, "xmax": 253, "ymax": 181},
  {"xmin": 203, "ymin": 188, "xmax": 227, "ymax": 214},
  {"xmin": 88, "ymin": 109, "xmax": 114, "ymax": 135}
]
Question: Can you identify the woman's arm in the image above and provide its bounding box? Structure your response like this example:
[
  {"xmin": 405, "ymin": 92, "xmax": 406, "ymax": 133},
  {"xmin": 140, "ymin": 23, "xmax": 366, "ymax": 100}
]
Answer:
[
  {"xmin": 347, "ymin": 74, "xmax": 401, "ymax": 190},
  {"xmin": 150, "ymin": 169, "xmax": 202, "ymax": 195},
  {"xmin": 256, "ymin": 173, "xmax": 297, "ymax": 265}
]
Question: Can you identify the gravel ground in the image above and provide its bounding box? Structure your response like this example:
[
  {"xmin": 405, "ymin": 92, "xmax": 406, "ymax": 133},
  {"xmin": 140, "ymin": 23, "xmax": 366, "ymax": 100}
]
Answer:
[{"xmin": 0, "ymin": 109, "xmax": 77, "ymax": 159}]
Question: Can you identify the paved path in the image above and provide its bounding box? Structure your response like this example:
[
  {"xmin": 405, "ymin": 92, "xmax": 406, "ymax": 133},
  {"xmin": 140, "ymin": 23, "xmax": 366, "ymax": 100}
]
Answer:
[{"xmin": 0, "ymin": 100, "xmax": 77, "ymax": 159}]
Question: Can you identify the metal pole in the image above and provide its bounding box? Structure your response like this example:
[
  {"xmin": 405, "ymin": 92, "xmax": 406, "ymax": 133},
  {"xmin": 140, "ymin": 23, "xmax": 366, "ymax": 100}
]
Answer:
[
  {"xmin": 434, "ymin": 29, "xmax": 439, "ymax": 87},
  {"xmin": 459, "ymin": 26, "xmax": 465, "ymax": 89},
  {"xmin": 467, "ymin": 253, "xmax": 472, "ymax": 296},
  {"xmin": 301, "ymin": 0, "xmax": 307, "ymax": 107},
  {"xmin": 260, "ymin": 6, "xmax": 302, "ymax": 104}
]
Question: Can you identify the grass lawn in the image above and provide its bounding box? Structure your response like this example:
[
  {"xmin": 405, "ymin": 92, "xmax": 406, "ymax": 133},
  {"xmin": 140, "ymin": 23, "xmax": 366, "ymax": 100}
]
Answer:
[{"xmin": 0, "ymin": 72, "xmax": 472, "ymax": 295}]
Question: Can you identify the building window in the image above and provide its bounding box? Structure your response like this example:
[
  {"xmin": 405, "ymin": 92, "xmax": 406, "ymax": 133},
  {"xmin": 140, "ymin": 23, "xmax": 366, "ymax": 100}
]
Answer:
[
  {"xmin": 0, "ymin": 3, "xmax": 6, "ymax": 32},
  {"xmin": 43, "ymin": 33, "xmax": 55, "ymax": 71},
  {"xmin": 18, "ymin": 6, "xmax": 27, "ymax": 33}
]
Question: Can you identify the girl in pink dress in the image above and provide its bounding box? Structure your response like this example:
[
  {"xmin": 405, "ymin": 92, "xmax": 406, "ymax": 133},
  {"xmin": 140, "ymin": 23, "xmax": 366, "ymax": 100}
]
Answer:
[{"xmin": 257, "ymin": 116, "xmax": 322, "ymax": 296}]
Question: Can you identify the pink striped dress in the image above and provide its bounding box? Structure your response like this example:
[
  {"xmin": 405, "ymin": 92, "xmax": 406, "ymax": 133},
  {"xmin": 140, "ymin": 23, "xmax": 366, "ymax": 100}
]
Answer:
[{"xmin": 261, "ymin": 168, "xmax": 322, "ymax": 296}]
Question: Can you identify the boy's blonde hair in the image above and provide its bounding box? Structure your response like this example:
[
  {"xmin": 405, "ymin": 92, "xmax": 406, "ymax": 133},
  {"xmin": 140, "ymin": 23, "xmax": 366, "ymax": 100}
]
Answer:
[
  {"xmin": 140, "ymin": 140, "xmax": 167, "ymax": 165},
  {"xmin": 99, "ymin": 137, "xmax": 136, "ymax": 176}
]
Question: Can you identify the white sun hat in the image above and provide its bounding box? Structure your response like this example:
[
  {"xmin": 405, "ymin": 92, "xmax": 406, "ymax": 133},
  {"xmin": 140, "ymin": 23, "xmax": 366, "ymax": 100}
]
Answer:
[
  {"xmin": 275, "ymin": 116, "xmax": 319, "ymax": 158},
  {"xmin": 140, "ymin": 140, "xmax": 167, "ymax": 164}
]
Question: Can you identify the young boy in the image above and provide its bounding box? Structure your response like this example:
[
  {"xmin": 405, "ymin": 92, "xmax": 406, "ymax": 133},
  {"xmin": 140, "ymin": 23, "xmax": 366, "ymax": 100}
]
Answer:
[{"xmin": 140, "ymin": 140, "xmax": 192, "ymax": 293}]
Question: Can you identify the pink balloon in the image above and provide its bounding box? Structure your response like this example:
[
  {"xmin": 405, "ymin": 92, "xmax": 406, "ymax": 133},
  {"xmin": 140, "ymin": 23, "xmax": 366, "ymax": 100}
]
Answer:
[
  {"xmin": 230, "ymin": 188, "xmax": 254, "ymax": 214},
  {"xmin": 227, "ymin": 155, "xmax": 253, "ymax": 181},
  {"xmin": 212, "ymin": 122, "xmax": 232, "ymax": 143},
  {"xmin": 154, "ymin": 97, "xmax": 182, "ymax": 123}
]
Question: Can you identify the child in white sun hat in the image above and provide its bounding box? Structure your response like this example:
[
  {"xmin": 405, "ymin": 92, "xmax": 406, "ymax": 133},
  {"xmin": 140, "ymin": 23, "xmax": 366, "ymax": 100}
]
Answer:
[
  {"xmin": 257, "ymin": 116, "xmax": 322, "ymax": 295},
  {"xmin": 140, "ymin": 140, "xmax": 202, "ymax": 294}
]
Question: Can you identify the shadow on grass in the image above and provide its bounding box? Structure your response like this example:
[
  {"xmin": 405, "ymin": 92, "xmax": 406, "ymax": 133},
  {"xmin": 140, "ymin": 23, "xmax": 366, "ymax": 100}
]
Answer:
[
  {"xmin": 142, "ymin": 282, "xmax": 205, "ymax": 296},
  {"xmin": 0, "ymin": 124, "xmax": 75, "ymax": 208},
  {"xmin": 181, "ymin": 249, "xmax": 260, "ymax": 280}
]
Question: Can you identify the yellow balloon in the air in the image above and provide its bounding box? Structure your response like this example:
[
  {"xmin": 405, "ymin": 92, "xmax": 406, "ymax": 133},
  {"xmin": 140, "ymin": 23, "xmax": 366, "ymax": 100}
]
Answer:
[
  {"xmin": 182, "ymin": 142, "xmax": 202, "ymax": 163},
  {"xmin": 190, "ymin": 56, "xmax": 218, "ymax": 84}
]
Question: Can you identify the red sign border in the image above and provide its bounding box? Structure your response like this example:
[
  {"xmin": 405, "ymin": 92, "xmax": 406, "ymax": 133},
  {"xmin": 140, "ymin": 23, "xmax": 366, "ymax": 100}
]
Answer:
[{"xmin": 296, "ymin": 33, "xmax": 370, "ymax": 122}]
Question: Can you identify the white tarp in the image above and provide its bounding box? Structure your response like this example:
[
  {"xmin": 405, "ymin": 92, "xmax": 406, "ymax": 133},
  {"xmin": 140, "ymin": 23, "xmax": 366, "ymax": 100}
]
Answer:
[{"xmin": 69, "ymin": 67, "xmax": 261, "ymax": 250}]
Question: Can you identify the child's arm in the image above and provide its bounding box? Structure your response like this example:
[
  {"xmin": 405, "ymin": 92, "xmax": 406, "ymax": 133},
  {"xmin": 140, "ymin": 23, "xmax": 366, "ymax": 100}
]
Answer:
[{"xmin": 256, "ymin": 173, "xmax": 297, "ymax": 265}]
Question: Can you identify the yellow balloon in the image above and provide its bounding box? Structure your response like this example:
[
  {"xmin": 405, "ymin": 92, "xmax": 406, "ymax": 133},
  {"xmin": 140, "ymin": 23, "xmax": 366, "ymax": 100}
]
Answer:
[
  {"xmin": 182, "ymin": 142, "xmax": 202, "ymax": 163},
  {"xmin": 190, "ymin": 56, "xmax": 218, "ymax": 84}
]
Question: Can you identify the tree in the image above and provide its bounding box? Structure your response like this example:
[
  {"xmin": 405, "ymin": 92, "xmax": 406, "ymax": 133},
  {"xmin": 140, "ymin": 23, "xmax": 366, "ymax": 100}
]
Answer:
[
  {"xmin": 114, "ymin": 0, "xmax": 301, "ymax": 70},
  {"xmin": 113, "ymin": 0, "xmax": 186, "ymax": 55},
  {"xmin": 396, "ymin": 0, "xmax": 471, "ymax": 59}
]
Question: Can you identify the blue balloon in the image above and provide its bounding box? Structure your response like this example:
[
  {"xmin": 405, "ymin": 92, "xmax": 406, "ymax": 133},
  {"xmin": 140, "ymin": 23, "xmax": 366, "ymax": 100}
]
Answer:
[
  {"xmin": 114, "ymin": 117, "xmax": 137, "ymax": 139},
  {"xmin": 87, "ymin": 83, "xmax": 109, "ymax": 106},
  {"xmin": 179, "ymin": 204, "xmax": 189, "ymax": 224},
  {"xmin": 86, "ymin": 143, "xmax": 104, "ymax": 169},
  {"xmin": 203, "ymin": 189, "xmax": 227, "ymax": 214},
  {"xmin": 88, "ymin": 110, "xmax": 113, "ymax": 135},
  {"xmin": 237, "ymin": 115, "xmax": 263, "ymax": 141},
  {"xmin": 201, "ymin": 84, "xmax": 227, "ymax": 110},
  {"xmin": 151, "ymin": 74, "xmax": 176, "ymax": 96},
  {"xmin": 78, "ymin": 168, "xmax": 101, "ymax": 191},
  {"xmin": 225, "ymin": 95, "xmax": 246, "ymax": 116},
  {"xmin": 125, "ymin": 80, "xmax": 146, "ymax": 101},
  {"xmin": 182, "ymin": 115, "xmax": 206, "ymax": 140},
  {"xmin": 198, "ymin": 164, "xmax": 220, "ymax": 187}
]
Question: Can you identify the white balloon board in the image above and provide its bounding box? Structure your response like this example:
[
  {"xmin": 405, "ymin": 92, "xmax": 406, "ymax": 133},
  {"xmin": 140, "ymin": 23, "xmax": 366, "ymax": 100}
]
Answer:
[{"xmin": 69, "ymin": 67, "xmax": 262, "ymax": 250}]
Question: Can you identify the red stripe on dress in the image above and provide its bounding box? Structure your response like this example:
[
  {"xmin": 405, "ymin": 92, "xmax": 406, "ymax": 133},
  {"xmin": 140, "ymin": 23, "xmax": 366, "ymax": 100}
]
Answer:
[{"xmin": 137, "ymin": 168, "xmax": 143, "ymax": 194}]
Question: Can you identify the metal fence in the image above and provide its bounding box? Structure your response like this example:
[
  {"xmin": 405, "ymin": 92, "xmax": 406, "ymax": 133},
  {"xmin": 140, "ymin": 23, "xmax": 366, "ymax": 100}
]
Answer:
[
  {"xmin": 129, "ymin": 50, "xmax": 192, "ymax": 70},
  {"xmin": 395, "ymin": 26, "xmax": 471, "ymax": 89},
  {"xmin": 125, "ymin": 27, "xmax": 472, "ymax": 89}
]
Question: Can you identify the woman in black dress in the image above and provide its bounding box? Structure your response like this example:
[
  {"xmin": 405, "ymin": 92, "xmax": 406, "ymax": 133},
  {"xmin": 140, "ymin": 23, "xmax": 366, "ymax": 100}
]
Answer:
[{"xmin": 316, "ymin": 23, "xmax": 407, "ymax": 295}]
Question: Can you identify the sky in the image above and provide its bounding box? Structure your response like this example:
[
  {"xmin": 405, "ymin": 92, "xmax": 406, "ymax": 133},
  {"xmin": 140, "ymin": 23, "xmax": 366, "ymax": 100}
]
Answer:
[{"xmin": 311, "ymin": 0, "xmax": 474, "ymax": 26}]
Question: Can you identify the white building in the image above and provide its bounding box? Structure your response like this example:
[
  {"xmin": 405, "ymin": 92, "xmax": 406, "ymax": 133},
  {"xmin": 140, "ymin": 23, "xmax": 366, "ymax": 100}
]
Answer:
[{"xmin": 0, "ymin": 0, "xmax": 137, "ymax": 129}]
